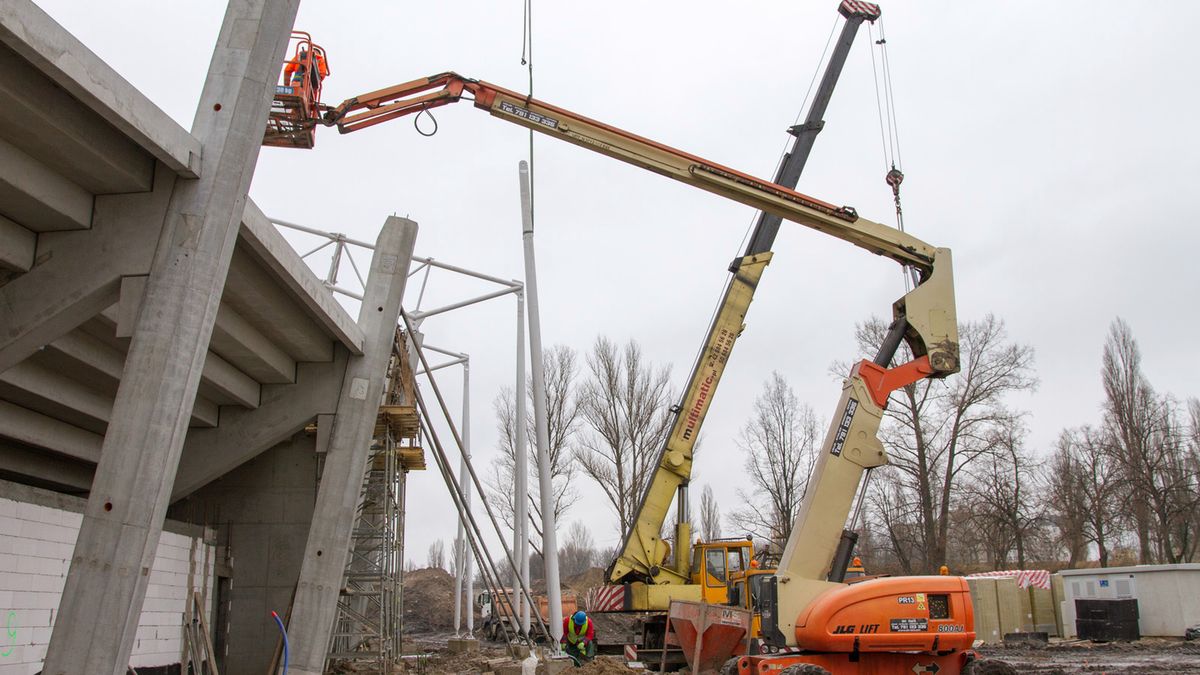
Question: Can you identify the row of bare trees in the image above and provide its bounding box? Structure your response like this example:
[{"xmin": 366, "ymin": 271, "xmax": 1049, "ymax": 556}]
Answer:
[
  {"xmin": 485, "ymin": 316, "xmax": 1196, "ymax": 579},
  {"xmin": 725, "ymin": 315, "xmax": 1198, "ymax": 575},
  {"xmin": 1047, "ymin": 319, "xmax": 1200, "ymax": 567},
  {"xmin": 486, "ymin": 336, "xmax": 676, "ymax": 572}
]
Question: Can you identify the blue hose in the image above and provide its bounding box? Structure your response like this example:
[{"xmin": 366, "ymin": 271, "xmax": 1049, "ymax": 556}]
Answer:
[{"xmin": 271, "ymin": 610, "xmax": 290, "ymax": 675}]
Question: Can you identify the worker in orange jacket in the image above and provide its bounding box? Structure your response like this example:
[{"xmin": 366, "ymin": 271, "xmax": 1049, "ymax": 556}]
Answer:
[
  {"xmin": 283, "ymin": 48, "xmax": 327, "ymax": 90},
  {"xmin": 561, "ymin": 610, "xmax": 596, "ymax": 665}
]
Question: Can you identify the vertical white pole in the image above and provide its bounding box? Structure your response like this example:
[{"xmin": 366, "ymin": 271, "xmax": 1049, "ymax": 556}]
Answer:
[
  {"xmin": 452, "ymin": 359, "xmax": 470, "ymax": 636},
  {"xmin": 463, "ymin": 362, "xmax": 474, "ymax": 634},
  {"xmin": 515, "ymin": 292, "xmax": 532, "ymax": 636},
  {"xmin": 519, "ymin": 160, "xmax": 562, "ymax": 642}
]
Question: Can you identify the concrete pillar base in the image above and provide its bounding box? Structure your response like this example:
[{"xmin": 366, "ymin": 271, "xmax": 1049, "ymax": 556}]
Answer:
[
  {"xmin": 536, "ymin": 656, "xmax": 575, "ymax": 675},
  {"xmin": 493, "ymin": 663, "xmax": 525, "ymax": 675},
  {"xmin": 447, "ymin": 637, "xmax": 480, "ymax": 653},
  {"xmin": 507, "ymin": 643, "xmax": 531, "ymax": 659}
]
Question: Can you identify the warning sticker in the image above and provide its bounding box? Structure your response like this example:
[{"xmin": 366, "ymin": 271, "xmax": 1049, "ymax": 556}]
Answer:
[{"xmin": 890, "ymin": 618, "xmax": 928, "ymax": 633}]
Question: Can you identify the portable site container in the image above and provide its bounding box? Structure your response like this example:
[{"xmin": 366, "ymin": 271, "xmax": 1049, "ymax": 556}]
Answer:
[{"xmin": 1058, "ymin": 564, "xmax": 1200, "ymax": 637}]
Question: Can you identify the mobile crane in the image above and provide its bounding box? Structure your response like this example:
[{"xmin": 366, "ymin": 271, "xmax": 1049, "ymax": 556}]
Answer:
[{"xmin": 263, "ymin": 7, "xmax": 975, "ymax": 670}]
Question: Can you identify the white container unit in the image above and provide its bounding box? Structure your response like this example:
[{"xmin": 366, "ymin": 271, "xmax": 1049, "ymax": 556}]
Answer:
[{"xmin": 1058, "ymin": 564, "xmax": 1200, "ymax": 638}]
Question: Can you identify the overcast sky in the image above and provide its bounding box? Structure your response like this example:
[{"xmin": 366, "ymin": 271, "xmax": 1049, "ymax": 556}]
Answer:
[{"xmin": 38, "ymin": 1, "xmax": 1200, "ymax": 568}]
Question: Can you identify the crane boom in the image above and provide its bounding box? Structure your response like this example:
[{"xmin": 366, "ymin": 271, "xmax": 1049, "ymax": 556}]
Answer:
[{"xmin": 324, "ymin": 73, "xmax": 941, "ymax": 275}]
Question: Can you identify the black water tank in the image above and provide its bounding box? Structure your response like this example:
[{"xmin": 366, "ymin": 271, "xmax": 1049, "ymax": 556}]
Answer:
[{"xmin": 1075, "ymin": 598, "xmax": 1140, "ymax": 641}]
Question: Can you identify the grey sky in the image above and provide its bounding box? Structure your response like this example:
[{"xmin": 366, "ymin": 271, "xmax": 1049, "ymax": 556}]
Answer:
[{"xmin": 38, "ymin": 0, "xmax": 1200, "ymax": 563}]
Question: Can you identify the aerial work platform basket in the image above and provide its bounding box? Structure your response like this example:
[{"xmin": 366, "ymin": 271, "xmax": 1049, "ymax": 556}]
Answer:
[{"xmin": 264, "ymin": 31, "xmax": 328, "ymax": 149}]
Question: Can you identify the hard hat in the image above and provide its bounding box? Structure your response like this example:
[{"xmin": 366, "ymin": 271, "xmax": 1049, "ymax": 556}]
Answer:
[
  {"xmin": 852, "ymin": 557, "xmax": 863, "ymax": 566},
  {"xmin": 750, "ymin": 560, "xmax": 760, "ymax": 569},
  {"xmin": 573, "ymin": 610, "xmax": 587, "ymax": 624}
]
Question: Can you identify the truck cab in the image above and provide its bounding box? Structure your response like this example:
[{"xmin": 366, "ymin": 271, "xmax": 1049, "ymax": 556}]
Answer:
[{"xmin": 688, "ymin": 539, "xmax": 753, "ymax": 605}]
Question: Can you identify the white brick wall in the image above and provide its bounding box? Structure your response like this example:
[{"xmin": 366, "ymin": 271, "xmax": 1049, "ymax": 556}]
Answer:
[{"xmin": 0, "ymin": 497, "xmax": 216, "ymax": 674}]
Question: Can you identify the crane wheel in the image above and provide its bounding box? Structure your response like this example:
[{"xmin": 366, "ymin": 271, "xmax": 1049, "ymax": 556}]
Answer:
[
  {"xmin": 778, "ymin": 664, "xmax": 831, "ymax": 675},
  {"xmin": 963, "ymin": 659, "xmax": 1017, "ymax": 675}
]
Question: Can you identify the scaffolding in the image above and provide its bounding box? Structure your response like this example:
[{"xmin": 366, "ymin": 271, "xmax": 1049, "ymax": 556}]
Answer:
[{"xmin": 325, "ymin": 329, "xmax": 424, "ymax": 674}]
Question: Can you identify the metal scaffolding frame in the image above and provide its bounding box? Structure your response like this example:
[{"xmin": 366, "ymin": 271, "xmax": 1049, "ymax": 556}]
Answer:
[{"xmin": 323, "ymin": 330, "xmax": 424, "ymax": 674}]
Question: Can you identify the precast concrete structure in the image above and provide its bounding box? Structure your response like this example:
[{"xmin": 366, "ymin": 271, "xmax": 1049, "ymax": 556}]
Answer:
[{"xmin": 0, "ymin": 1, "xmax": 421, "ymax": 673}]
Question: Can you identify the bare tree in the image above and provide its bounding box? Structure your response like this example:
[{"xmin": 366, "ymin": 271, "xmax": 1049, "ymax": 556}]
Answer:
[
  {"xmin": 962, "ymin": 419, "xmax": 1044, "ymax": 568},
  {"xmin": 560, "ymin": 520, "xmax": 599, "ymax": 578},
  {"xmin": 488, "ymin": 345, "xmax": 582, "ymax": 540},
  {"xmin": 1101, "ymin": 319, "xmax": 1200, "ymax": 564},
  {"xmin": 858, "ymin": 313, "xmax": 1037, "ymax": 573},
  {"xmin": 1060, "ymin": 426, "xmax": 1127, "ymax": 566},
  {"xmin": 699, "ymin": 484, "xmax": 722, "ymax": 542},
  {"xmin": 865, "ymin": 474, "xmax": 922, "ymax": 575},
  {"xmin": 575, "ymin": 337, "xmax": 674, "ymax": 535},
  {"xmin": 1045, "ymin": 436, "xmax": 1091, "ymax": 566},
  {"xmin": 1102, "ymin": 317, "xmax": 1164, "ymax": 563},
  {"xmin": 427, "ymin": 539, "xmax": 446, "ymax": 571},
  {"xmin": 727, "ymin": 372, "xmax": 820, "ymax": 551}
]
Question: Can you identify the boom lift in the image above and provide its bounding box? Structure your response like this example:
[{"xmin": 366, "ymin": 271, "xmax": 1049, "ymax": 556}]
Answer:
[{"xmin": 264, "ymin": 7, "xmax": 974, "ymax": 670}]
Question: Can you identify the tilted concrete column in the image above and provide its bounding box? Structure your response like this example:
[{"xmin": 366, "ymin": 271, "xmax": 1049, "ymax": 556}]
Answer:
[
  {"xmin": 287, "ymin": 217, "xmax": 419, "ymax": 675},
  {"xmin": 41, "ymin": 2, "xmax": 298, "ymax": 674}
]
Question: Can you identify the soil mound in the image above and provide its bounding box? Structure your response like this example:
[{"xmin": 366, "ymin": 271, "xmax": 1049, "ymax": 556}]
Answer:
[
  {"xmin": 404, "ymin": 567, "xmax": 456, "ymax": 631},
  {"xmin": 565, "ymin": 567, "xmax": 605, "ymax": 594}
]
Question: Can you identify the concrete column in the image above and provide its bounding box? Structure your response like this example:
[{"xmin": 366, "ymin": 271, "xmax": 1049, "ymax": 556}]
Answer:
[
  {"xmin": 41, "ymin": 2, "xmax": 298, "ymax": 674},
  {"xmin": 287, "ymin": 217, "xmax": 418, "ymax": 675}
]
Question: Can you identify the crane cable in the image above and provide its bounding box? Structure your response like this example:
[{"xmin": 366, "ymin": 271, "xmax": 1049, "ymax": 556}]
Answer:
[
  {"xmin": 680, "ymin": 14, "xmax": 844, "ymax": 411},
  {"xmin": 520, "ymin": 0, "xmax": 536, "ymax": 229},
  {"xmin": 868, "ymin": 18, "xmax": 919, "ymax": 290}
]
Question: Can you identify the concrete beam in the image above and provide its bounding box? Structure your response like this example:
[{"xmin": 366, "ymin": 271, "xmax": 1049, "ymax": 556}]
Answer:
[
  {"xmin": 0, "ymin": 359, "xmax": 113, "ymax": 432},
  {"xmin": 49, "ymin": 328, "xmax": 125, "ymax": 384},
  {"xmin": 172, "ymin": 349, "xmax": 348, "ymax": 501},
  {"xmin": 0, "ymin": 213, "xmax": 34, "ymax": 274},
  {"xmin": 0, "ymin": 0, "xmax": 202, "ymax": 177},
  {"xmin": 0, "ymin": 398, "xmax": 102, "ymax": 463},
  {"xmin": 224, "ymin": 245, "xmax": 334, "ymax": 363},
  {"xmin": 0, "ymin": 42, "xmax": 153, "ymax": 194},
  {"xmin": 0, "ymin": 440, "xmax": 93, "ymax": 493},
  {"xmin": 199, "ymin": 350, "xmax": 260, "ymax": 409},
  {"xmin": 211, "ymin": 303, "xmax": 296, "ymax": 384},
  {"xmin": 0, "ymin": 163, "xmax": 174, "ymax": 374},
  {"xmin": 240, "ymin": 200, "xmax": 364, "ymax": 355},
  {"xmin": 288, "ymin": 217, "xmax": 418, "ymax": 675},
  {"xmin": 91, "ymin": 306, "xmax": 262, "ymax": 409},
  {"xmin": 43, "ymin": 2, "xmax": 299, "ymax": 671},
  {"xmin": 191, "ymin": 395, "xmax": 219, "ymax": 428},
  {"xmin": 0, "ymin": 133, "xmax": 93, "ymax": 232}
]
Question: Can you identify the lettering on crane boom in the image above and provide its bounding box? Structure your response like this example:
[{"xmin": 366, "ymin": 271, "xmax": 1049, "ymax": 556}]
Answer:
[
  {"xmin": 681, "ymin": 327, "xmax": 735, "ymax": 442},
  {"xmin": 830, "ymin": 399, "xmax": 858, "ymax": 456},
  {"xmin": 499, "ymin": 101, "xmax": 559, "ymax": 130}
]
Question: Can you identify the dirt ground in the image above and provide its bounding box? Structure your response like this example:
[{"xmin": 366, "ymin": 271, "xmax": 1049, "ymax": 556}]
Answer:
[{"xmin": 977, "ymin": 637, "xmax": 1200, "ymax": 674}]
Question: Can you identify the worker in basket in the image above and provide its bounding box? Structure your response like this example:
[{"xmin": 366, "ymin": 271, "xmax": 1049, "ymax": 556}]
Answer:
[
  {"xmin": 283, "ymin": 47, "xmax": 327, "ymax": 91},
  {"xmin": 561, "ymin": 610, "xmax": 596, "ymax": 666}
]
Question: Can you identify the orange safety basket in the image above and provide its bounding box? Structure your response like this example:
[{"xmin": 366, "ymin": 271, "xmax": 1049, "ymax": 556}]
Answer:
[{"xmin": 263, "ymin": 31, "xmax": 329, "ymax": 149}]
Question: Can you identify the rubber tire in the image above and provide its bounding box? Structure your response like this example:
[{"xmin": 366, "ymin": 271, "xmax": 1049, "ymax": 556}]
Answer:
[
  {"xmin": 778, "ymin": 664, "xmax": 831, "ymax": 675},
  {"xmin": 964, "ymin": 659, "xmax": 1018, "ymax": 675},
  {"xmin": 720, "ymin": 657, "xmax": 742, "ymax": 675}
]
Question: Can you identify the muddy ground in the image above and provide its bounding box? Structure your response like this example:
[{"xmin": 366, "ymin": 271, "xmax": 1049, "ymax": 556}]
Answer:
[{"xmin": 977, "ymin": 638, "xmax": 1200, "ymax": 674}]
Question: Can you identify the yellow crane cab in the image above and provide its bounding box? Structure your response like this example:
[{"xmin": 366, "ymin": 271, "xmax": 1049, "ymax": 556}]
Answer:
[{"xmin": 688, "ymin": 538, "xmax": 754, "ymax": 605}]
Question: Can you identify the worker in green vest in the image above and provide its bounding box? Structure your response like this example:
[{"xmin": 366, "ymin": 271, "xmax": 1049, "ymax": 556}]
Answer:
[{"xmin": 561, "ymin": 610, "xmax": 596, "ymax": 665}]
